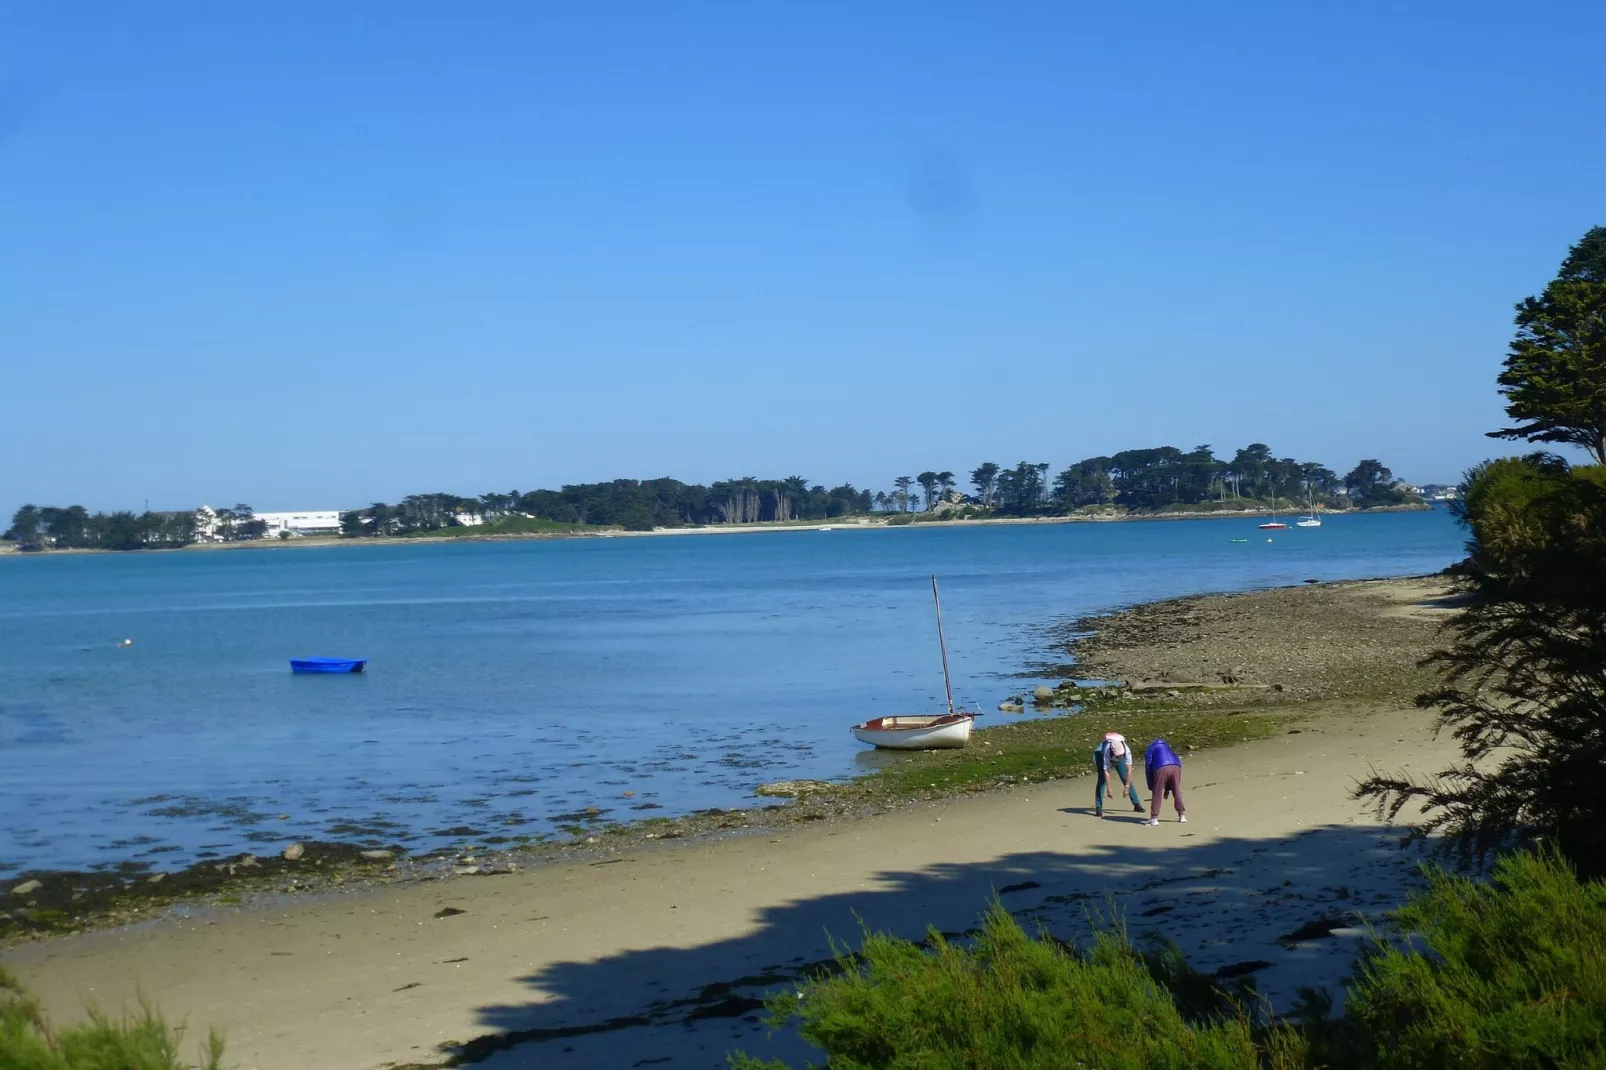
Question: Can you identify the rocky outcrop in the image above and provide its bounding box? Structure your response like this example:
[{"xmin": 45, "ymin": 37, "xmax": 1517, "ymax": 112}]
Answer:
[{"xmin": 755, "ymin": 780, "xmax": 834, "ymax": 798}]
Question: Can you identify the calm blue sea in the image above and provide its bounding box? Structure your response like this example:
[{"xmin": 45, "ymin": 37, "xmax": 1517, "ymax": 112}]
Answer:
[{"xmin": 0, "ymin": 510, "xmax": 1464, "ymax": 874}]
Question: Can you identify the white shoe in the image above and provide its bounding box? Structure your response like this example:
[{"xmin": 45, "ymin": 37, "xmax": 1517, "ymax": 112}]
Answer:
[
  {"xmin": 1145, "ymin": 818, "xmax": 1159, "ymax": 826},
  {"xmin": 1179, "ymin": 814, "xmax": 1188, "ymax": 823}
]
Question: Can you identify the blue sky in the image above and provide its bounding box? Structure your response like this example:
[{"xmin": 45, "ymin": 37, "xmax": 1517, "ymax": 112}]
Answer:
[{"xmin": 2, "ymin": 2, "xmax": 1602, "ymax": 513}]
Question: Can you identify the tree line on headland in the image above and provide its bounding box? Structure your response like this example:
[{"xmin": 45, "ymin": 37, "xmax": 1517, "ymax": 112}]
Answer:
[
  {"xmin": 343, "ymin": 478, "xmax": 875, "ymax": 539},
  {"xmin": 891, "ymin": 450, "xmax": 1414, "ymax": 514},
  {"xmin": 1, "ymin": 505, "xmax": 198, "ymax": 552},
  {"xmin": 3, "ymin": 447, "xmax": 1418, "ymax": 551},
  {"xmin": 337, "ymin": 448, "xmax": 1419, "ymax": 539}
]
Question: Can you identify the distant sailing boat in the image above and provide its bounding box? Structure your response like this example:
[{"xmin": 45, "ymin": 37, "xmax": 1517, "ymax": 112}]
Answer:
[
  {"xmin": 1258, "ymin": 490, "xmax": 1287, "ymax": 530},
  {"xmin": 1296, "ymin": 488, "xmax": 1322, "ymax": 528}
]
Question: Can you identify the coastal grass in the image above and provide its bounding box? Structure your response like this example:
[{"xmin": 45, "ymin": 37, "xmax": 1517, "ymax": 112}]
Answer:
[
  {"xmin": 856, "ymin": 707, "xmax": 1291, "ymax": 801},
  {"xmin": 0, "ymin": 965, "xmax": 225, "ymax": 1069},
  {"xmin": 731, "ymin": 902, "xmax": 1306, "ymax": 1070},
  {"xmin": 1340, "ymin": 846, "xmax": 1606, "ymax": 1069},
  {"xmin": 733, "ymin": 849, "xmax": 1606, "ymax": 1070}
]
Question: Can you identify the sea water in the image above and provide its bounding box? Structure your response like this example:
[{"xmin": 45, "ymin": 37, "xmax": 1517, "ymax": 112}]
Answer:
[{"xmin": 0, "ymin": 510, "xmax": 1463, "ymax": 873}]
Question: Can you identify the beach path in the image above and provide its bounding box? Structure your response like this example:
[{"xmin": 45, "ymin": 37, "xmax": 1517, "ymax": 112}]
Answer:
[{"xmin": 3, "ymin": 705, "xmax": 1457, "ymax": 1070}]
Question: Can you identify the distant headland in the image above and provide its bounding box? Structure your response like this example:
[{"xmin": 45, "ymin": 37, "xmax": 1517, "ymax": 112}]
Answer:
[{"xmin": 4, "ymin": 442, "xmax": 1444, "ymax": 552}]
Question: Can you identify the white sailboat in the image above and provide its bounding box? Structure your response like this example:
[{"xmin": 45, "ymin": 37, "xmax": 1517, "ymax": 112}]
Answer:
[
  {"xmin": 850, "ymin": 713, "xmax": 973, "ymax": 749},
  {"xmin": 1296, "ymin": 488, "xmax": 1322, "ymax": 528},
  {"xmin": 851, "ymin": 576, "xmax": 975, "ymax": 750}
]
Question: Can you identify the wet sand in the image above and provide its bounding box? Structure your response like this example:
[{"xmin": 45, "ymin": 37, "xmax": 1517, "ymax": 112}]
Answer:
[
  {"xmin": 1064, "ymin": 577, "xmax": 1458, "ymax": 704},
  {"xmin": 2, "ymin": 577, "xmax": 1461, "ymax": 1069}
]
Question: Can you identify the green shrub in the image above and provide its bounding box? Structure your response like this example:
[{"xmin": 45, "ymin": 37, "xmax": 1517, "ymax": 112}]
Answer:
[
  {"xmin": 0, "ymin": 966, "xmax": 225, "ymax": 1070},
  {"xmin": 1357, "ymin": 455, "xmax": 1606, "ymax": 871},
  {"xmin": 729, "ymin": 850, "xmax": 1606, "ymax": 1070},
  {"xmin": 1345, "ymin": 847, "xmax": 1606, "ymax": 1069},
  {"xmin": 729, "ymin": 902, "xmax": 1306, "ymax": 1070}
]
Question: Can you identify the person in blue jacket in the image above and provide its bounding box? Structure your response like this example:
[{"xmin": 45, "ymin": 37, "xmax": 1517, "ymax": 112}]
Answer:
[
  {"xmin": 1091, "ymin": 732, "xmax": 1144, "ymax": 818},
  {"xmin": 1144, "ymin": 738, "xmax": 1186, "ymax": 825}
]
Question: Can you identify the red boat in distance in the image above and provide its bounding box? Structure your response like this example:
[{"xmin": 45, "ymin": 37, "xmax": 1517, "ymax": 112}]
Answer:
[{"xmin": 1259, "ymin": 492, "xmax": 1288, "ymax": 530}]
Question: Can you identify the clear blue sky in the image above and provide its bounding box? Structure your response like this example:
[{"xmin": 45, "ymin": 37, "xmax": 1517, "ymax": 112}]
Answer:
[{"xmin": 2, "ymin": 2, "xmax": 1602, "ymax": 514}]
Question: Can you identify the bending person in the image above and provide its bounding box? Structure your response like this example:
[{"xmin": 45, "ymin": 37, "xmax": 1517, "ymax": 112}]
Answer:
[
  {"xmin": 1143, "ymin": 737, "xmax": 1187, "ymax": 825},
  {"xmin": 1092, "ymin": 731, "xmax": 1144, "ymax": 818}
]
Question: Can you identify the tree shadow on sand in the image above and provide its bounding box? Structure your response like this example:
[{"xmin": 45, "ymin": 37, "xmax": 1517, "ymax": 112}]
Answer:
[{"xmin": 445, "ymin": 822, "xmax": 1432, "ymax": 1068}]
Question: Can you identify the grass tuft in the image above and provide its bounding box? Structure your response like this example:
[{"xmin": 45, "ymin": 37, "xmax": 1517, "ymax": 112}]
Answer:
[{"xmin": 0, "ymin": 964, "xmax": 225, "ymax": 1069}]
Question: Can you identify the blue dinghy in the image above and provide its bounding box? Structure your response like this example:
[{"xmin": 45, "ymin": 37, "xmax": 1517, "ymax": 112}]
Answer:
[{"xmin": 290, "ymin": 657, "xmax": 367, "ymax": 674}]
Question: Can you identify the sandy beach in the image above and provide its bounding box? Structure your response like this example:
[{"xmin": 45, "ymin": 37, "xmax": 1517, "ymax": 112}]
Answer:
[{"xmin": 1, "ymin": 578, "xmax": 1461, "ymax": 1070}]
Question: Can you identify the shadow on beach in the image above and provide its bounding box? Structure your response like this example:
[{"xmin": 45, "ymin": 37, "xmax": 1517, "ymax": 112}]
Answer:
[{"xmin": 454, "ymin": 821, "xmax": 1432, "ymax": 1068}]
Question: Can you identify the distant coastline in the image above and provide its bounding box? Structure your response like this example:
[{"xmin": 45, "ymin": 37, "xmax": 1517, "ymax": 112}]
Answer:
[
  {"xmin": 5, "ymin": 446, "xmax": 1438, "ymax": 554},
  {"xmin": 0, "ymin": 501, "xmax": 1437, "ymax": 556}
]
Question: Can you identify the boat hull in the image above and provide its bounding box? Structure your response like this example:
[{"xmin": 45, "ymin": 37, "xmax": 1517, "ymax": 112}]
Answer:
[
  {"xmin": 1258, "ymin": 523, "xmax": 1287, "ymax": 530},
  {"xmin": 290, "ymin": 658, "xmax": 367, "ymax": 674},
  {"xmin": 1295, "ymin": 519, "xmax": 1321, "ymax": 527},
  {"xmin": 851, "ymin": 714, "xmax": 973, "ymax": 750}
]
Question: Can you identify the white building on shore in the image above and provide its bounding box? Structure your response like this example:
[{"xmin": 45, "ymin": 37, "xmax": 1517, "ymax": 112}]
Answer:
[
  {"xmin": 256, "ymin": 510, "xmax": 341, "ymax": 536},
  {"xmin": 194, "ymin": 506, "xmax": 342, "ymax": 541}
]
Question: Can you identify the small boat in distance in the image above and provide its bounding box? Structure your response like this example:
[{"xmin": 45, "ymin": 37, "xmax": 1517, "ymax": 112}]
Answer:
[
  {"xmin": 851, "ymin": 575, "xmax": 974, "ymax": 750},
  {"xmin": 1258, "ymin": 491, "xmax": 1287, "ymax": 530},
  {"xmin": 1296, "ymin": 488, "xmax": 1322, "ymax": 528},
  {"xmin": 290, "ymin": 657, "xmax": 367, "ymax": 674}
]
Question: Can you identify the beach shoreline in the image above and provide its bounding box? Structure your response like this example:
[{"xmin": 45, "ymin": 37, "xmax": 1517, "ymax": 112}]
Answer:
[
  {"xmin": 0, "ymin": 576, "xmax": 1451, "ymax": 944},
  {"xmin": 1, "ymin": 576, "xmax": 1460, "ymax": 1069}
]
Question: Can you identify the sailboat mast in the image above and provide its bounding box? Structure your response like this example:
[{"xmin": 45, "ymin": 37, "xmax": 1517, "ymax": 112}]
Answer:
[{"xmin": 931, "ymin": 575, "xmax": 956, "ymax": 716}]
